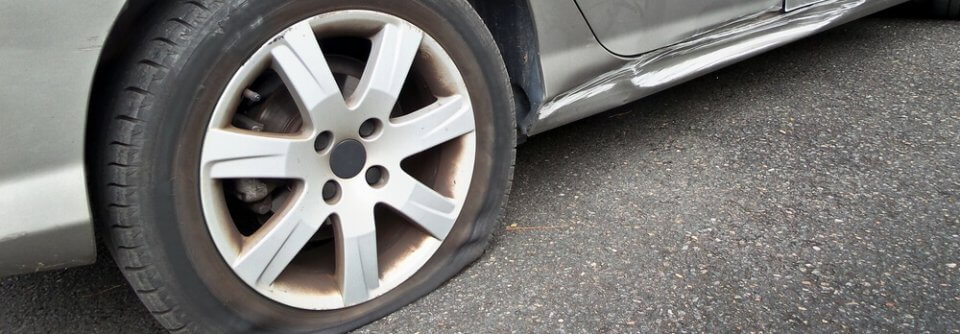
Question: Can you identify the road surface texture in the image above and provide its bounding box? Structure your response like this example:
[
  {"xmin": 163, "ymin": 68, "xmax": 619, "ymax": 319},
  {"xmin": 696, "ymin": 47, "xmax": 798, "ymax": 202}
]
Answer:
[{"xmin": 2, "ymin": 12, "xmax": 958, "ymax": 334}]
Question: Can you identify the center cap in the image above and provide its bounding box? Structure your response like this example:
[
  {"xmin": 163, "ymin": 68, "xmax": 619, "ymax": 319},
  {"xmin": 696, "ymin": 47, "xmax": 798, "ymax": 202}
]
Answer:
[{"xmin": 329, "ymin": 139, "xmax": 367, "ymax": 179}]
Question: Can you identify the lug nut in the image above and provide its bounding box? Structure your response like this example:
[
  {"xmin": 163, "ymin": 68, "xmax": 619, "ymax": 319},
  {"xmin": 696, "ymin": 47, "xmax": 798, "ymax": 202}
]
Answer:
[
  {"xmin": 322, "ymin": 180, "xmax": 339, "ymax": 203},
  {"xmin": 359, "ymin": 119, "xmax": 382, "ymax": 138},
  {"xmin": 315, "ymin": 131, "xmax": 334, "ymax": 152},
  {"xmin": 365, "ymin": 166, "xmax": 387, "ymax": 187}
]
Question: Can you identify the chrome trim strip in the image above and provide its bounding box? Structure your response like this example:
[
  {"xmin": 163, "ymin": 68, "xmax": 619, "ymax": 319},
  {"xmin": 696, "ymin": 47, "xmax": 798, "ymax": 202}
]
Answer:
[
  {"xmin": 528, "ymin": 0, "xmax": 908, "ymax": 135},
  {"xmin": 786, "ymin": 0, "xmax": 831, "ymax": 12}
]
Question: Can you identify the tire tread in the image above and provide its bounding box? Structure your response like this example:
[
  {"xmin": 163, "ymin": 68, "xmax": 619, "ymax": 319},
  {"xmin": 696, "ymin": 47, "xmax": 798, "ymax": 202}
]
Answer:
[{"xmin": 96, "ymin": 1, "xmax": 224, "ymax": 333}]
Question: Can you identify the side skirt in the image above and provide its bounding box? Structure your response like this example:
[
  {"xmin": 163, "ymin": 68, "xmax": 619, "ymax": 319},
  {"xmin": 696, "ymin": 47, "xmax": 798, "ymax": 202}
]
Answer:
[{"xmin": 526, "ymin": 0, "xmax": 908, "ymax": 135}]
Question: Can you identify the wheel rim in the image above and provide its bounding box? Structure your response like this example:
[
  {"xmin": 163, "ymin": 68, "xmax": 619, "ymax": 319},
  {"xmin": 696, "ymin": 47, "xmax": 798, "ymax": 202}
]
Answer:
[{"xmin": 198, "ymin": 10, "xmax": 477, "ymax": 310}]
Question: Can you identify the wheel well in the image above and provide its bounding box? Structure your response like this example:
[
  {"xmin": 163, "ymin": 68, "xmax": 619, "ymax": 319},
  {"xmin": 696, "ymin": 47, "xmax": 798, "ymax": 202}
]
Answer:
[{"xmin": 466, "ymin": 0, "xmax": 544, "ymax": 138}]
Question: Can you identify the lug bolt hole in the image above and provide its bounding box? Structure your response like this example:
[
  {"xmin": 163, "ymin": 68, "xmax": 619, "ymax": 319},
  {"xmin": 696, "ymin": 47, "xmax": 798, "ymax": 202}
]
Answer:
[
  {"xmin": 365, "ymin": 166, "xmax": 388, "ymax": 187},
  {"xmin": 359, "ymin": 119, "xmax": 383, "ymax": 139},
  {"xmin": 322, "ymin": 180, "xmax": 340, "ymax": 204},
  {"xmin": 315, "ymin": 131, "xmax": 334, "ymax": 153}
]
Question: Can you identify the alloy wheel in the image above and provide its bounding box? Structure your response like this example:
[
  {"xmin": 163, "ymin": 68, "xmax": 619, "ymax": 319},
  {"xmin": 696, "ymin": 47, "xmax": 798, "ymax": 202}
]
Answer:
[{"xmin": 198, "ymin": 10, "xmax": 477, "ymax": 310}]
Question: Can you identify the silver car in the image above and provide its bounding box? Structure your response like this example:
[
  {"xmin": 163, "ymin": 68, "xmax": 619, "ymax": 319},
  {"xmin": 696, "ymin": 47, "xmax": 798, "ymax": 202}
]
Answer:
[{"xmin": 1, "ymin": 0, "xmax": 954, "ymax": 332}]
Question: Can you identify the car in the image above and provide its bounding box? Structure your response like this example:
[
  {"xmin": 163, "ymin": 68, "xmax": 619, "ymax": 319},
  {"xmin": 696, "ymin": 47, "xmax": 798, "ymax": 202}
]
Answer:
[{"xmin": 0, "ymin": 0, "xmax": 954, "ymax": 332}]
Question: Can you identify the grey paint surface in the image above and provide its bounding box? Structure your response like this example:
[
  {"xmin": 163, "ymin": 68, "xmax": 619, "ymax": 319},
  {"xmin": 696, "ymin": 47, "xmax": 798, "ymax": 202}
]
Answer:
[
  {"xmin": 2, "ymin": 16, "xmax": 958, "ymax": 332},
  {"xmin": 0, "ymin": 0, "xmax": 125, "ymax": 275},
  {"xmin": 527, "ymin": 0, "xmax": 909, "ymax": 135},
  {"xmin": 526, "ymin": 0, "xmax": 622, "ymax": 102},
  {"xmin": 575, "ymin": 0, "xmax": 781, "ymax": 56}
]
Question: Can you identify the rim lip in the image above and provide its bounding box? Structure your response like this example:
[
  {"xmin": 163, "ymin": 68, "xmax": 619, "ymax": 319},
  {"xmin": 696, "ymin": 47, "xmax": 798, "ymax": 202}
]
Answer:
[{"xmin": 197, "ymin": 10, "xmax": 477, "ymax": 310}]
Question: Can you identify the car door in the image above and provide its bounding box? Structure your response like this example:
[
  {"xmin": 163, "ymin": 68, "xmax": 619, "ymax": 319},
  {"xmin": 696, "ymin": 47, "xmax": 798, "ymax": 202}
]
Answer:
[{"xmin": 574, "ymin": 0, "xmax": 782, "ymax": 56}]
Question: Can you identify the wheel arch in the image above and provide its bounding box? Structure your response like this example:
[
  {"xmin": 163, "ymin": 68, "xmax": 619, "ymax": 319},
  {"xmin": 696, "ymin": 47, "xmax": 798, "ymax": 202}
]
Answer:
[{"xmin": 466, "ymin": 0, "xmax": 546, "ymax": 139}]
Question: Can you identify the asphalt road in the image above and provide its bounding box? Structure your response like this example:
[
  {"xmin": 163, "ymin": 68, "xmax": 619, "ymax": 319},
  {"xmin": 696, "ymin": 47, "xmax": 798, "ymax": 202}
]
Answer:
[{"xmin": 2, "ymin": 14, "xmax": 959, "ymax": 334}]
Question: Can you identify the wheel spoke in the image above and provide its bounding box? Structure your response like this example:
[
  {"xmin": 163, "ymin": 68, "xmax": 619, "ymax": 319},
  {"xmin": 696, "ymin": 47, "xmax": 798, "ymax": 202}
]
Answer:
[
  {"xmin": 232, "ymin": 197, "xmax": 330, "ymax": 286},
  {"xmin": 202, "ymin": 128, "xmax": 303, "ymax": 179},
  {"xmin": 383, "ymin": 173, "xmax": 459, "ymax": 240},
  {"xmin": 349, "ymin": 22, "xmax": 423, "ymax": 115},
  {"xmin": 335, "ymin": 208, "xmax": 380, "ymax": 306},
  {"xmin": 388, "ymin": 94, "xmax": 475, "ymax": 159},
  {"xmin": 270, "ymin": 21, "xmax": 346, "ymax": 132}
]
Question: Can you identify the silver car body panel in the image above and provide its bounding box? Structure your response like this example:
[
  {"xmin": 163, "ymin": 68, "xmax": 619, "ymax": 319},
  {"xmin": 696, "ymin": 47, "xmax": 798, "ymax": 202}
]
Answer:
[
  {"xmin": 526, "ymin": 0, "xmax": 908, "ymax": 135},
  {"xmin": 526, "ymin": 0, "xmax": 622, "ymax": 104},
  {"xmin": 0, "ymin": 0, "xmax": 125, "ymax": 275},
  {"xmin": 575, "ymin": 0, "xmax": 781, "ymax": 56}
]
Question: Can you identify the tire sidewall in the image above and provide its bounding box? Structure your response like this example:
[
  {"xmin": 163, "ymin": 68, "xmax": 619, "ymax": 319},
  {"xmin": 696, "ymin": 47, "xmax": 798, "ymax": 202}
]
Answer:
[{"xmin": 138, "ymin": 0, "xmax": 513, "ymax": 332}]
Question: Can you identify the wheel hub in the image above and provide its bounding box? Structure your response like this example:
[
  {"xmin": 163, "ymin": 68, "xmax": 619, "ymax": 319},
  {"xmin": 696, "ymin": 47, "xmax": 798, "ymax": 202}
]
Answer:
[{"xmin": 329, "ymin": 139, "xmax": 367, "ymax": 179}]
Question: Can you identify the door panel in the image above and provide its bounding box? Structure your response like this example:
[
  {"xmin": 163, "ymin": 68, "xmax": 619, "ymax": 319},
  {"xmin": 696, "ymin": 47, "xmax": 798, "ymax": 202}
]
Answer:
[{"xmin": 575, "ymin": 0, "xmax": 781, "ymax": 56}]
